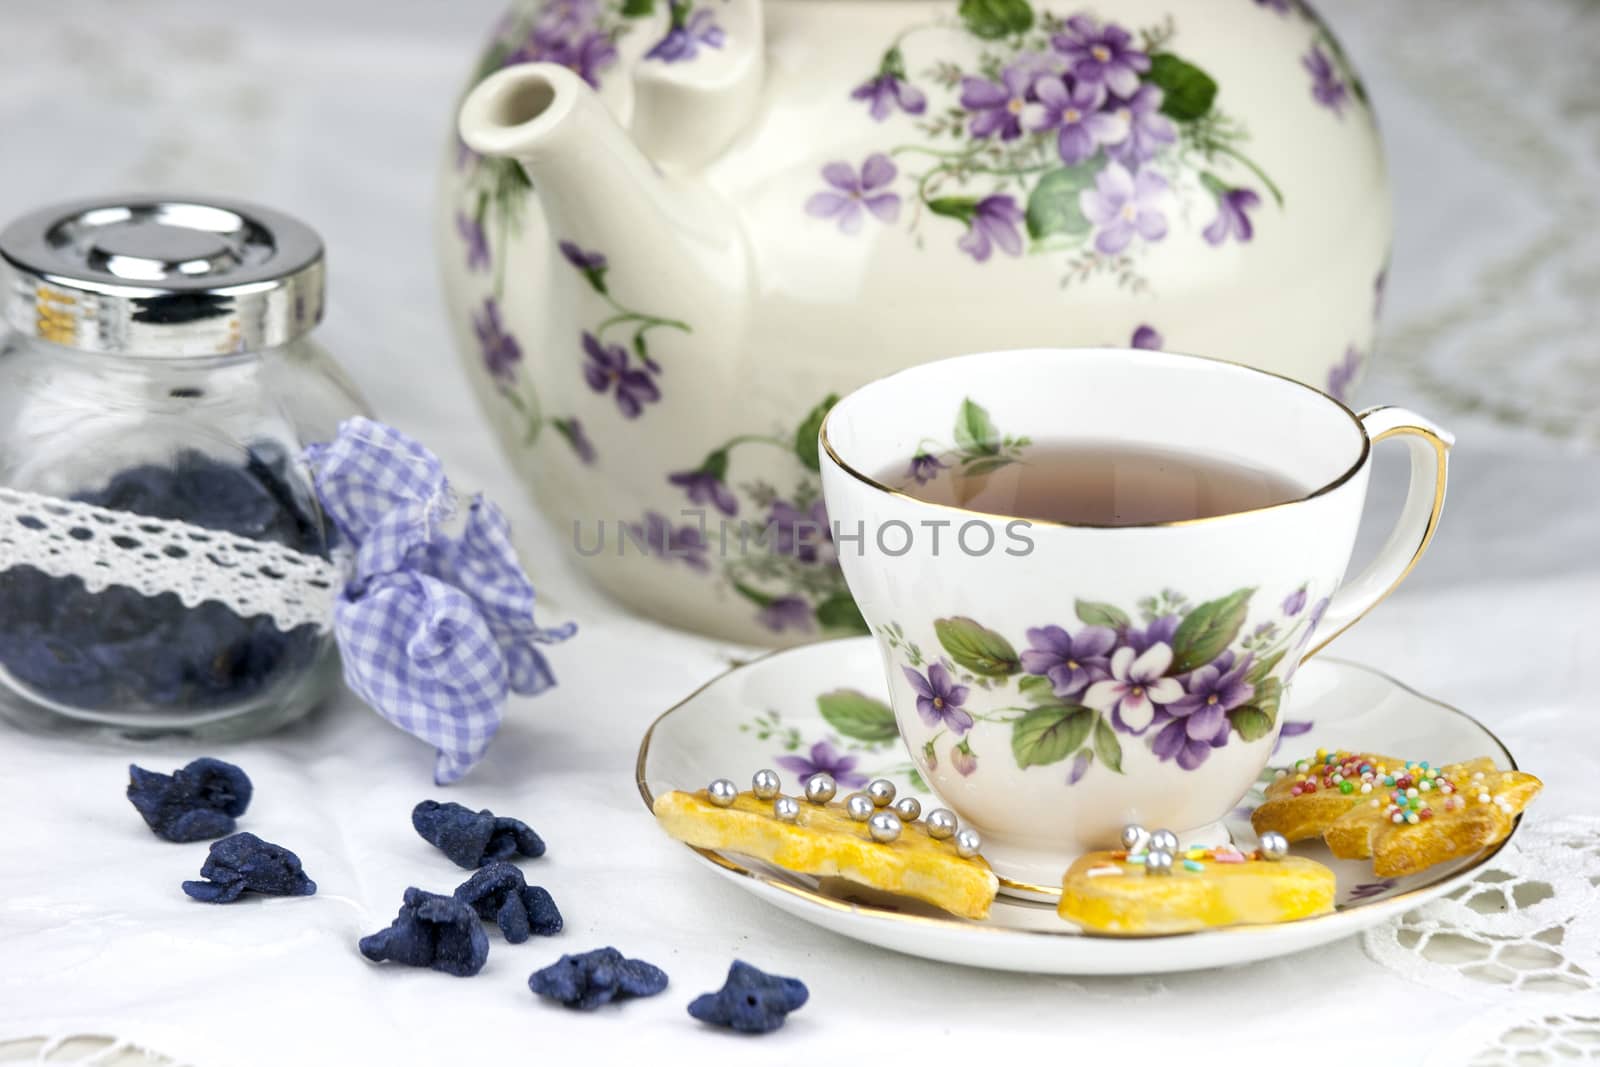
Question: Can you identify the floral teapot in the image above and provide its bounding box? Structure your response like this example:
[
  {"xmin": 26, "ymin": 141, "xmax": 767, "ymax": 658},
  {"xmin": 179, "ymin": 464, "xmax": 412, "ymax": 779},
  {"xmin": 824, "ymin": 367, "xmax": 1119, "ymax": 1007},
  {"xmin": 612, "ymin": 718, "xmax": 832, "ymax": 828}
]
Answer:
[{"xmin": 441, "ymin": 0, "xmax": 1387, "ymax": 645}]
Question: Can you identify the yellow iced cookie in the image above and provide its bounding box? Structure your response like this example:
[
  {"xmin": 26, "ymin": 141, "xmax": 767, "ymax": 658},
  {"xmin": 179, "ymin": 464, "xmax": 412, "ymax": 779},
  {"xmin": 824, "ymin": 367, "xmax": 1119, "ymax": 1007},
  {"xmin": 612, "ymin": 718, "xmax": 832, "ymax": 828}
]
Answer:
[
  {"xmin": 1253, "ymin": 750, "xmax": 1542, "ymax": 877},
  {"xmin": 1058, "ymin": 846, "xmax": 1335, "ymax": 935},
  {"xmin": 652, "ymin": 788, "xmax": 998, "ymax": 920}
]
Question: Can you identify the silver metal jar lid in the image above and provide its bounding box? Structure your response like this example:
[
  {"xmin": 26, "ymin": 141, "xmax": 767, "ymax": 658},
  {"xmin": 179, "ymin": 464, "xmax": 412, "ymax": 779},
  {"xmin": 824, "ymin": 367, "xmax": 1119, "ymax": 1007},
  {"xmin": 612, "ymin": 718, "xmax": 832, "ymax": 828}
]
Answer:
[{"xmin": 0, "ymin": 195, "xmax": 325, "ymax": 357}]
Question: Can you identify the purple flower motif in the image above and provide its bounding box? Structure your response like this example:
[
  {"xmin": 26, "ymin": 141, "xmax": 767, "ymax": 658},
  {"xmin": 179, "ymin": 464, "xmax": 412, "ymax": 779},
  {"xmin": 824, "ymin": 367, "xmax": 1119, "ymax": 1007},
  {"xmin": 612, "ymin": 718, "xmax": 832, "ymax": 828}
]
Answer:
[
  {"xmin": 1008, "ymin": 49, "xmax": 1070, "ymax": 83},
  {"xmin": 1020, "ymin": 624, "xmax": 1116, "ymax": 698},
  {"xmin": 668, "ymin": 455, "xmax": 737, "ymax": 517},
  {"xmin": 1081, "ymin": 163, "xmax": 1169, "ymax": 255},
  {"xmin": 951, "ymin": 740, "xmax": 979, "ymax": 777},
  {"xmin": 1157, "ymin": 652, "xmax": 1256, "ymax": 769},
  {"xmin": 582, "ymin": 332, "xmax": 660, "ymax": 418},
  {"xmin": 559, "ymin": 240, "xmax": 607, "ymax": 273},
  {"xmin": 957, "ymin": 195, "xmax": 1026, "ymax": 262},
  {"xmin": 1052, "ymin": 15, "xmax": 1150, "ymax": 98},
  {"xmin": 1131, "ymin": 324, "xmax": 1162, "ymax": 350},
  {"xmin": 903, "ymin": 662, "xmax": 973, "ymax": 734},
  {"xmin": 1282, "ymin": 586, "xmax": 1308, "ymax": 617},
  {"xmin": 774, "ymin": 740, "xmax": 866, "ymax": 789},
  {"xmin": 767, "ymin": 499, "xmax": 832, "ymax": 564},
  {"xmin": 1327, "ymin": 346, "xmax": 1362, "ymax": 403},
  {"xmin": 959, "ymin": 65, "xmax": 1036, "ymax": 141},
  {"xmin": 805, "ymin": 155, "xmax": 901, "ymax": 235},
  {"xmin": 1374, "ymin": 267, "xmax": 1388, "ymax": 317},
  {"xmin": 1304, "ymin": 46, "xmax": 1348, "ymax": 116},
  {"xmin": 645, "ymin": 2, "xmax": 725, "ymax": 63},
  {"xmin": 757, "ymin": 596, "xmax": 814, "ymax": 635},
  {"xmin": 852, "ymin": 49, "xmax": 927, "ymax": 121},
  {"xmin": 1307, "ymin": 597, "xmax": 1329, "ymax": 630},
  {"xmin": 1126, "ymin": 614, "xmax": 1179, "ymax": 654},
  {"xmin": 630, "ymin": 511, "xmax": 709, "ymax": 571},
  {"xmin": 508, "ymin": 1, "xmax": 618, "ymax": 89},
  {"xmin": 551, "ymin": 417, "xmax": 596, "ymax": 465},
  {"xmin": 474, "ymin": 299, "xmax": 522, "ymax": 384},
  {"xmin": 1084, "ymin": 643, "xmax": 1182, "ymax": 735},
  {"xmin": 1348, "ymin": 878, "xmax": 1397, "ymax": 902},
  {"xmin": 1104, "ymin": 85, "xmax": 1176, "ymax": 167},
  {"xmin": 1203, "ymin": 186, "xmax": 1262, "ymax": 246},
  {"xmin": 907, "ymin": 452, "xmax": 949, "ymax": 485},
  {"xmin": 1025, "ymin": 76, "xmax": 1127, "ymax": 165},
  {"xmin": 456, "ymin": 212, "xmax": 490, "ymax": 272},
  {"xmin": 1067, "ymin": 750, "xmax": 1091, "ymax": 785},
  {"xmin": 1272, "ymin": 718, "xmax": 1315, "ymax": 755}
]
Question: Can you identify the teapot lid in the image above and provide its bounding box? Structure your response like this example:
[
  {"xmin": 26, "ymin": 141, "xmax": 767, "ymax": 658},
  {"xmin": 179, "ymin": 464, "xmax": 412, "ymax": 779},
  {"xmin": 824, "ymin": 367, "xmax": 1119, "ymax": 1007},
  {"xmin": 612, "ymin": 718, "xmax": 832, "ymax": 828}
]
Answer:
[{"xmin": 0, "ymin": 195, "xmax": 324, "ymax": 357}]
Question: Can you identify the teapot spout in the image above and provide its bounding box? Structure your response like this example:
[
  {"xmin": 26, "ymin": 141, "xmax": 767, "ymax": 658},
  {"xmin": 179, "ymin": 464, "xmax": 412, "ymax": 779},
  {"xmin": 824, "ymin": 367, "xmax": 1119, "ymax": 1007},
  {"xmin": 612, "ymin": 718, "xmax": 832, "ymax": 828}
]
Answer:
[{"xmin": 457, "ymin": 63, "xmax": 745, "ymax": 309}]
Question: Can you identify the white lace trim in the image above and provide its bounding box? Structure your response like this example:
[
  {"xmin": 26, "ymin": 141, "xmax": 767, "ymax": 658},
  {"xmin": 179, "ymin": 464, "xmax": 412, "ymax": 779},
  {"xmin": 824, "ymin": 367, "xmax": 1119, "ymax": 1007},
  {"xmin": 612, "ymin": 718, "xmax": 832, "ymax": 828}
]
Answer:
[
  {"xmin": 1363, "ymin": 816, "xmax": 1600, "ymax": 1064},
  {"xmin": 0, "ymin": 486, "xmax": 342, "ymax": 633}
]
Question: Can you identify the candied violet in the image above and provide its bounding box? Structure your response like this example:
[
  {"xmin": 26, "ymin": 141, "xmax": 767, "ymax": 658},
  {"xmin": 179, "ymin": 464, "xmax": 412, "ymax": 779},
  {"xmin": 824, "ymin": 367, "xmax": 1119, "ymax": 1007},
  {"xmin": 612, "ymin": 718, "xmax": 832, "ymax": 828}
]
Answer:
[
  {"xmin": 688, "ymin": 960, "xmax": 809, "ymax": 1034},
  {"xmin": 0, "ymin": 445, "xmax": 327, "ymax": 714},
  {"xmin": 359, "ymin": 887, "xmax": 489, "ymax": 977},
  {"xmin": 412, "ymin": 799, "xmax": 545, "ymax": 869},
  {"xmin": 454, "ymin": 862, "xmax": 562, "ymax": 942},
  {"xmin": 529, "ymin": 947, "xmax": 668, "ymax": 1010},
  {"xmin": 182, "ymin": 832, "xmax": 316, "ymax": 903},
  {"xmin": 127, "ymin": 757, "xmax": 253, "ymax": 842}
]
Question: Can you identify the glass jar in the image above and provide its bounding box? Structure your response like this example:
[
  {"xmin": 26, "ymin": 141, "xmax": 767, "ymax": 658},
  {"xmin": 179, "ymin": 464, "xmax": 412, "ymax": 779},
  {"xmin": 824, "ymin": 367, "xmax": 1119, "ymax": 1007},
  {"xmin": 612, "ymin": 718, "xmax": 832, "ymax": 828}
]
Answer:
[{"xmin": 0, "ymin": 196, "xmax": 366, "ymax": 739}]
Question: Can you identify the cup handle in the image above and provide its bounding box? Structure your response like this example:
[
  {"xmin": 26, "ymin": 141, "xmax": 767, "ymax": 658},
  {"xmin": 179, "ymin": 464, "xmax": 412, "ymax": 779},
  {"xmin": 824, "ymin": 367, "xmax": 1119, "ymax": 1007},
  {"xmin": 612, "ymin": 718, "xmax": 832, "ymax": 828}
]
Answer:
[{"xmin": 1303, "ymin": 406, "xmax": 1453, "ymax": 659}]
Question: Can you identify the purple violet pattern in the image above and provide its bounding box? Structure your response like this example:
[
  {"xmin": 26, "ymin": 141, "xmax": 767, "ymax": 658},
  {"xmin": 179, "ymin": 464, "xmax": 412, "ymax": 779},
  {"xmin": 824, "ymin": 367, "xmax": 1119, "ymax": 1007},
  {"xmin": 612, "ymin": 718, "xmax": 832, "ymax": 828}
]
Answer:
[
  {"xmin": 957, "ymin": 195, "xmax": 1026, "ymax": 262},
  {"xmin": 1152, "ymin": 651, "xmax": 1255, "ymax": 769},
  {"xmin": 559, "ymin": 240, "xmax": 607, "ymax": 273},
  {"xmin": 645, "ymin": 1, "xmax": 725, "ymax": 63},
  {"xmin": 758, "ymin": 596, "xmax": 814, "ymax": 634},
  {"xmin": 456, "ymin": 212, "xmax": 490, "ymax": 272},
  {"xmin": 1303, "ymin": 46, "xmax": 1349, "ymax": 116},
  {"xmin": 1053, "ymin": 14, "xmax": 1150, "ymax": 97},
  {"xmin": 474, "ymin": 298, "xmax": 522, "ymax": 384},
  {"xmin": 1021, "ymin": 624, "xmax": 1116, "ymax": 698},
  {"xmin": 775, "ymin": 740, "xmax": 866, "ymax": 788},
  {"xmin": 1067, "ymin": 750, "xmax": 1091, "ymax": 785},
  {"xmin": 1080, "ymin": 162, "xmax": 1169, "ymax": 255},
  {"xmin": 903, "ymin": 662, "xmax": 974, "ymax": 734},
  {"xmin": 1085, "ymin": 643, "xmax": 1182, "ymax": 735},
  {"xmin": 951, "ymin": 742, "xmax": 979, "ymax": 777},
  {"xmin": 1282, "ymin": 586, "xmax": 1308, "ymax": 617},
  {"xmin": 1104, "ymin": 85, "xmax": 1176, "ymax": 168},
  {"xmin": 907, "ymin": 452, "xmax": 949, "ymax": 485},
  {"xmin": 1256, "ymin": 0, "xmax": 1293, "ymax": 12},
  {"xmin": 1203, "ymin": 187, "xmax": 1262, "ymax": 246},
  {"xmin": 551, "ymin": 418, "xmax": 596, "ymax": 466},
  {"xmin": 767, "ymin": 499, "xmax": 833, "ymax": 565},
  {"xmin": 959, "ymin": 67, "xmax": 1036, "ymax": 141},
  {"xmin": 628, "ymin": 511, "xmax": 708, "ymax": 571},
  {"xmin": 1327, "ymin": 346, "xmax": 1362, "ymax": 403},
  {"xmin": 1026, "ymin": 76, "xmax": 1128, "ymax": 165},
  {"xmin": 668, "ymin": 465, "xmax": 738, "ymax": 517},
  {"xmin": 1131, "ymin": 324, "xmax": 1163, "ymax": 349},
  {"xmin": 582, "ymin": 332, "xmax": 661, "ymax": 418},
  {"xmin": 853, "ymin": 72, "xmax": 927, "ymax": 121},
  {"xmin": 805, "ymin": 155, "xmax": 901, "ymax": 234},
  {"xmin": 505, "ymin": 0, "xmax": 618, "ymax": 88}
]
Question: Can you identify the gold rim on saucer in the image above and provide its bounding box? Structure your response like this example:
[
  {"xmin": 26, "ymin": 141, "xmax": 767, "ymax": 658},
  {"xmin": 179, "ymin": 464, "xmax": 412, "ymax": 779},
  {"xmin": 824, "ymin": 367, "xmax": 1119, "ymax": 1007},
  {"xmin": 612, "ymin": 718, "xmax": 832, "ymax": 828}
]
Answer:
[{"xmin": 635, "ymin": 640, "xmax": 1521, "ymax": 942}]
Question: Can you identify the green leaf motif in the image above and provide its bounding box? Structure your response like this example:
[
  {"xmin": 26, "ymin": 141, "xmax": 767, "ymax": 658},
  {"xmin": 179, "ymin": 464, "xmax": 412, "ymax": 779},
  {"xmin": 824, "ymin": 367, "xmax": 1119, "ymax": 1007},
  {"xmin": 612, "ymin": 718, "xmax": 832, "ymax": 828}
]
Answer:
[
  {"xmin": 793, "ymin": 393, "xmax": 838, "ymax": 472},
  {"xmin": 1092, "ymin": 713, "xmax": 1124, "ymax": 773},
  {"xmin": 633, "ymin": 330, "xmax": 650, "ymax": 362},
  {"xmin": 621, "ymin": 0, "xmax": 654, "ymax": 15},
  {"xmin": 927, "ymin": 196, "xmax": 979, "ymax": 224},
  {"xmin": 934, "ymin": 616, "xmax": 1020, "ymax": 676},
  {"xmin": 815, "ymin": 593, "xmax": 870, "ymax": 634},
  {"xmin": 952, "ymin": 398, "xmax": 1001, "ymax": 457},
  {"xmin": 1025, "ymin": 164, "xmax": 1096, "ymax": 240},
  {"xmin": 1146, "ymin": 53, "xmax": 1218, "ymax": 121},
  {"xmin": 1011, "ymin": 705, "xmax": 1093, "ymax": 768},
  {"xmin": 958, "ymin": 0, "xmax": 1034, "ymax": 39},
  {"xmin": 1075, "ymin": 599, "xmax": 1131, "ymax": 630},
  {"xmin": 961, "ymin": 456, "xmax": 1016, "ymax": 477},
  {"xmin": 817, "ymin": 689, "xmax": 899, "ymax": 742},
  {"xmin": 1169, "ymin": 587, "xmax": 1254, "ymax": 674},
  {"xmin": 1248, "ymin": 649, "xmax": 1285, "ymax": 687},
  {"xmin": 1254, "ymin": 676, "xmax": 1283, "ymax": 725},
  {"xmin": 1228, "ymin": 706, "xmax": 1273, "ymax": 742},
  {"xmin": 1018, "ymin": 674, "xmax": 1058, "ymax": 705}
]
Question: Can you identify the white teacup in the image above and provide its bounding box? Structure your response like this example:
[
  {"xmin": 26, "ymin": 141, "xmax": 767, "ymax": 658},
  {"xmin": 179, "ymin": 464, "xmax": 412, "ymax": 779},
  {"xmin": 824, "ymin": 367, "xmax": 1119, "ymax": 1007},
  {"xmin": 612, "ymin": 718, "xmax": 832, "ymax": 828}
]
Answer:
[{"xmin": 819, "ymin": 348, "xmax": 1451, "ymax": 888}]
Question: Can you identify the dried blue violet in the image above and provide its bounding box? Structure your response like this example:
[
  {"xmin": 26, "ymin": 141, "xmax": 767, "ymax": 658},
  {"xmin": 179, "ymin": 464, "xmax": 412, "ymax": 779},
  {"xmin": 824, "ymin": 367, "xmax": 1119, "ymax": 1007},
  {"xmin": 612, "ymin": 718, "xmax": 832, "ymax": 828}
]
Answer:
[
  {"xmin": 412, "ymin": 799, "xmax": 545, "ymax": 869},
  {"xmin": 453, "ymin": 862, "xmax": 562, "ymax": 942},
  {"xmin": 687, "ymin": 960, "xmax": 809, "ymax": 1034},
  {"xmin": 127, "ymin": 757, "xmax": 254, "ymax": 842},
  {"xmin": 181, "ymin": 832, "xmax": 316, "ymax": 903},
  {"xmin": 528, "ymin": 947, "xmax": 668, "ymax": 1010},
  {"xmin": 359, "ymin": 887, "xmax": 489, "ymax": 977}
]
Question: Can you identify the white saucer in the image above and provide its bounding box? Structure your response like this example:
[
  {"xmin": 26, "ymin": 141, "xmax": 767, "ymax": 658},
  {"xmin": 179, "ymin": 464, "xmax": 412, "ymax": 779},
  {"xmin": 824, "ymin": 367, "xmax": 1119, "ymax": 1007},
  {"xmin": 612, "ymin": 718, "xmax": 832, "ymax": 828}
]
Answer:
[{"xmin": 636, "ymin": 637, "xmax": 1524, "ymax": 975}]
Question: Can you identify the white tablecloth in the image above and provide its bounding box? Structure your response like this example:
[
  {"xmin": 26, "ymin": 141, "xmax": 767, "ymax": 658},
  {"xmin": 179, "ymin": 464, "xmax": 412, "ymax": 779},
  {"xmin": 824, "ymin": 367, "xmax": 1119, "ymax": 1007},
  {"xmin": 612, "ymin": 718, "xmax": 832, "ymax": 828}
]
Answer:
[{"xmin": 1, "ymin": 1, "xmax": 1597, "ymax": 1063}]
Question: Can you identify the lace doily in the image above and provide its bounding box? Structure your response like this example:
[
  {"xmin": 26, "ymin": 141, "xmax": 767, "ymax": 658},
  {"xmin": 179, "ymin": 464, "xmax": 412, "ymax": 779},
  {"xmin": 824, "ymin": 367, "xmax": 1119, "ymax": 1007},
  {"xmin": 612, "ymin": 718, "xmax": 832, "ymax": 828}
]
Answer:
[
  {"xmin": 1364, "ymin": 816, "xmax": 1600, "ymax": 1064},
  {"xmin": 0, "ymin": 1036, "xmax": 173, "ymax": 1065},
  {"xmin": 0, "ymin": 486, "xmax": 343, "ymax": 633}
]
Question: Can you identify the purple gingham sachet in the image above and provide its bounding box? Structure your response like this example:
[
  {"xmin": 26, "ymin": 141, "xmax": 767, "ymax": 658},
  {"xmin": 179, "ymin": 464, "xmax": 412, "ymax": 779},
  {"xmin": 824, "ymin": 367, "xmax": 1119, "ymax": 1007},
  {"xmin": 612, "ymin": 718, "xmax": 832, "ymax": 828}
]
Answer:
[{"xmin": 304, "ymin": 419, "xmax": 575, "ymax": 784}]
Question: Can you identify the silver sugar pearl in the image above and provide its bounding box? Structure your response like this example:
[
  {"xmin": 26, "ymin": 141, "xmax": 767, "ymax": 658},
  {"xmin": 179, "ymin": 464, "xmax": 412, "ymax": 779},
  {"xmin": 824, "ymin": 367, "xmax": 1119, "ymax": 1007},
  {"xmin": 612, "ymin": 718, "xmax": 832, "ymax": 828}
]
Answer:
[
  {"xmin": 868, "ymin": 810, "xmax": 902, "ymax": 843},
  {"xmin": 954, "ymin": 827, "xmax": 982, "ymax": 859},
  {"xmin": 1149, "ymin": 828, "xmax": 1180, "ymax": 854},
  {"xmin": 773, "ymin": 796, "xmax": 800, "ymax": 823},
  {"xmin": 751, "ymin": 769, "xmax": 781, "ymax": 800},
  {"xmin": 1145, "ymin": 848, "xmax": 1175, "ymax": 875},
  {"xmin": 925, "ymin": 809, "xmax": 958, "ymax": 840},
  {"xmin": 866, "ymin": 779, "xmax": 897, "ymax": 807},
  {"xmin": 803, "ymin": 773, "xmax": 837, "ymax": 805},
  {"xmin": 845, "ymin": 793, "xmax": 875, "ymax": 822},
  {"xmin": 892, "ymin": 796, "xmax": 922, "ymax": 822},
  {"xmin": 707, "ymin": 779, "xmax": 738, "ymax": 807},
  {"xmin": 1258, "ymin": 830, "xmax": 1289, "ymax": 861},
  {"xmin": 1120, "ymin": 823, "xmax": 1150, "ymax": 852}
]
